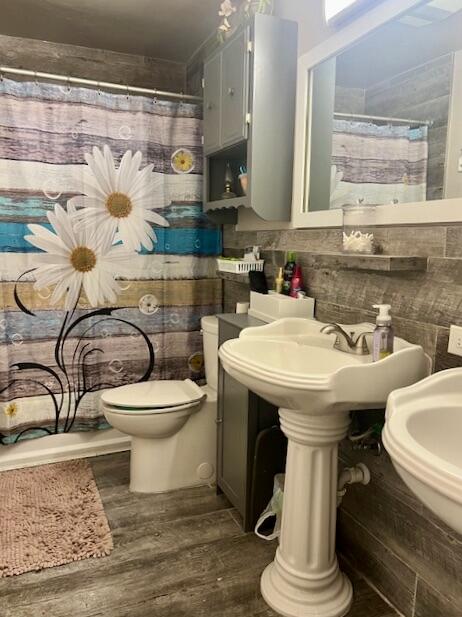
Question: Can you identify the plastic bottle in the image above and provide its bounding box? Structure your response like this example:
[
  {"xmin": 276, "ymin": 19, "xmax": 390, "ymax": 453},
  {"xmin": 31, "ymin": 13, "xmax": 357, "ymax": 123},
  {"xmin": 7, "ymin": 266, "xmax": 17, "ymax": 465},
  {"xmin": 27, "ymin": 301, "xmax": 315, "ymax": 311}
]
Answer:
[
  {"xmin": 275, "ymin": 267, "xmax": 284, "ymax": 294},
  {"xmin": 289, "ymin": 265, "xmax": 304, "ymax": 298},
  {"xmin": 282, "ymin": 252, "xmax": 296, "ymax": 295},
  {"xmin": 372, "ymin": 304, "xmax": 394, "ymax": 362}
]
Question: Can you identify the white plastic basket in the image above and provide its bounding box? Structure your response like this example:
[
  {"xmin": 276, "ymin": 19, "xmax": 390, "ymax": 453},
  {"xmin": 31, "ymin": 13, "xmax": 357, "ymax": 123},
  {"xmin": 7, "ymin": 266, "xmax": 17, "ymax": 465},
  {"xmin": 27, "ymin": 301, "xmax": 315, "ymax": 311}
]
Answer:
[{"xmin": 217, "ymin": 258, "xmax": 265, "ymax": 274}]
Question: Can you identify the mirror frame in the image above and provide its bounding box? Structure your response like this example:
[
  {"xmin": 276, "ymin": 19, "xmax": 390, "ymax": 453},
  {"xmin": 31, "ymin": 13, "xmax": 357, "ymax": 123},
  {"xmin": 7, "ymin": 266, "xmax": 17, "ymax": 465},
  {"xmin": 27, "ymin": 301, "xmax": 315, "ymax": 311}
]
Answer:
[{"xmin": 292, "ymin": 0, "xmax": 462, "ymax": 228}]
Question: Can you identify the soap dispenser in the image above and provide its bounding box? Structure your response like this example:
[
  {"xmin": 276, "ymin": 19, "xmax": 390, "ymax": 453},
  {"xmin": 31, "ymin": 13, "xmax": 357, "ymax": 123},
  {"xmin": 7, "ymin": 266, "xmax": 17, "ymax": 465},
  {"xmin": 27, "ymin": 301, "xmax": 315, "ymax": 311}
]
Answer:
[{"xmin": 372, "ymin": 304, "xmax": 394, "ymax": 362}]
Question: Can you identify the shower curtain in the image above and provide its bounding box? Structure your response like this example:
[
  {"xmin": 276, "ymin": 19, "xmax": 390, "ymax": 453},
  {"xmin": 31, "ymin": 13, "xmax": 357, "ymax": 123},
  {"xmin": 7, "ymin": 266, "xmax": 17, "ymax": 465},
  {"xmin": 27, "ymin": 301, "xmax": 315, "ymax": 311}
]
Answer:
[
  {"xmin": 330, "ymin": 119, "xmax": 429, "ymax": 209},
  {"xmin": 0, "ymin": 77, "xmax": 221, "ymax": 444}
]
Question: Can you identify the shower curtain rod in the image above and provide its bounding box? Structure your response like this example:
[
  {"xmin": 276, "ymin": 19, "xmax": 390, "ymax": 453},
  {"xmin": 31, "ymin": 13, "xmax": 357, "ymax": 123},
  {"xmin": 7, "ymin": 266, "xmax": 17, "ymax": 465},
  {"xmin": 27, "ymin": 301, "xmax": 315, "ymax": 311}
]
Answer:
[
  {"xmin": 0, "ymin": 65, "xmax": 202, "ymax": 102},
  {"xmin": 334, "ymin": 111, "xmax": 433, "ymax": 127}
]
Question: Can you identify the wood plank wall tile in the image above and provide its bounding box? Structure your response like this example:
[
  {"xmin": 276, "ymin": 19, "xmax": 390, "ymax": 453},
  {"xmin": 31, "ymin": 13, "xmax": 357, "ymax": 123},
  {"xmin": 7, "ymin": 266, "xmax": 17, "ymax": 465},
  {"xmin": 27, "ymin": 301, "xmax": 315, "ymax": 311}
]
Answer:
[
  {"xmin": 316, "ymin": 300, "xmax": 438, "ymax": 360},
  {"xmin": 445, "ymin": 227, "xmax": 462, "ymax": 257},
  {"xmin": 338, "ymin": 467, "xmax": 462, "ymax": 612},
  {"xmin": 223, "ymin": 280, "xmax": 251, "ymax": 313},
  {"xmin": 337, "ymin": 510, "xmax": 416, "ymax": 617},
  {"xmin": 0, "ymin": 34, "xmax": 186, "ymax": 92}
]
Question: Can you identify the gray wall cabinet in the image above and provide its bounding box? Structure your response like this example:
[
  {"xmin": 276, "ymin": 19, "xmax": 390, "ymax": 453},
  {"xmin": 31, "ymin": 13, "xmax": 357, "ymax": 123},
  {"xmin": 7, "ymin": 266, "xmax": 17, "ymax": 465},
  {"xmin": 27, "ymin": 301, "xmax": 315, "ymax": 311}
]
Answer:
[
  {"xmin": 203, "ymin": 14, "xmax": 298, "ymax": 222},
  {"xmin": 203, "ymin": 53, "xmax": 222, "ymax": 154},
  {"xmin": 217, "ymin": 315, "xmax": 285, "ymax": 532}
]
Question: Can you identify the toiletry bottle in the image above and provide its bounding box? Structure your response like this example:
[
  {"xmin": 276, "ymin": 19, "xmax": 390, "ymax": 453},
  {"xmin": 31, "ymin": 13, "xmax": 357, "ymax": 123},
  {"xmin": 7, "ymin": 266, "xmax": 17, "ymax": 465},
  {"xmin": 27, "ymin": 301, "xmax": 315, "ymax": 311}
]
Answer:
[
  {"xmin": 282, "ymin": 252, "xmax": 296, "ymax": 295},
  {"xmin": 275, "ymin": 267, "xmax": 284, "ymax": 294},
  {"xmin": 372, "ymin": 304, "xmax": 394, "ymax": 362},
  {"xmin": 289, "ymin": 265, "xmax": 304, "ymax": 298}
]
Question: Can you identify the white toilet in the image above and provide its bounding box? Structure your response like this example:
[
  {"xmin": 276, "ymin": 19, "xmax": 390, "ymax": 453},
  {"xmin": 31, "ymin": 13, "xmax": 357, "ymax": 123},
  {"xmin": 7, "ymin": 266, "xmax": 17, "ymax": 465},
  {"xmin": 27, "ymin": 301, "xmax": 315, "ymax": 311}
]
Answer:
[{"xmin": 102, "ymin": 315, "xmax": 218, "ymax": 493}]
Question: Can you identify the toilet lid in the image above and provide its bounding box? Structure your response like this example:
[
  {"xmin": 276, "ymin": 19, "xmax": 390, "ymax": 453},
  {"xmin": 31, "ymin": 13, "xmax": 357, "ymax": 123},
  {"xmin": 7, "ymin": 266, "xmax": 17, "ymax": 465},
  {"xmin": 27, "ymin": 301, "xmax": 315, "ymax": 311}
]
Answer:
[{"xmin": 100, "ymin": 379, "xmax": 204, "ymax": 410}]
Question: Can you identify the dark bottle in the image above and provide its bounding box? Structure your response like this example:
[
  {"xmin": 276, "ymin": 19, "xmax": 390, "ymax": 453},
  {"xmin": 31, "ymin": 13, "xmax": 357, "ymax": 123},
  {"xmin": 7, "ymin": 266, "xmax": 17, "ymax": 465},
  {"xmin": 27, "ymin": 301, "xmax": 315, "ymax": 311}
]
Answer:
[{"xmin": 282, "ymin": 251, "xmax": 296, "ymax": 295}]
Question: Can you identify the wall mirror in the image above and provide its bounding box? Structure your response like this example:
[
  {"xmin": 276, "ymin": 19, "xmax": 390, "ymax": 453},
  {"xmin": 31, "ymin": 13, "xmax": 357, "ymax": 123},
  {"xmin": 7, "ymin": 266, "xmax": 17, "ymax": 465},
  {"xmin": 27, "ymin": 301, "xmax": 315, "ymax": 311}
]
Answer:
[{"xmin": 294, "ymin": 0, "xmax": 462, "ymax": 227}]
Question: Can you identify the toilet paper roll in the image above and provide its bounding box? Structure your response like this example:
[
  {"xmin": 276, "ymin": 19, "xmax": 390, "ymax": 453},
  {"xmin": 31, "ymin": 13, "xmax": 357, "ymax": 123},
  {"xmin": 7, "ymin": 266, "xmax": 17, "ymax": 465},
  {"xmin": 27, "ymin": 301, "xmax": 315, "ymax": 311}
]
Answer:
[{"xmin": 236, "ymin": 302, "xmax": 250, "ymax": 314}]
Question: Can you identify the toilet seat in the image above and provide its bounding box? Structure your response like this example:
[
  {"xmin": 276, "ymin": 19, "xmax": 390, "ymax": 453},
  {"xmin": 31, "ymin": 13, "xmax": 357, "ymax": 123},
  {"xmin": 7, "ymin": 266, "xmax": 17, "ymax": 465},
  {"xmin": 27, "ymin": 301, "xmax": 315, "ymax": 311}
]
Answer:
[
  {"xmin": 101, "ymin": 399, "xmax": 205, "ymax": 416},
  {"xmin": 101, "ymin": 379, "xmax": 205, "ymax": 412}
]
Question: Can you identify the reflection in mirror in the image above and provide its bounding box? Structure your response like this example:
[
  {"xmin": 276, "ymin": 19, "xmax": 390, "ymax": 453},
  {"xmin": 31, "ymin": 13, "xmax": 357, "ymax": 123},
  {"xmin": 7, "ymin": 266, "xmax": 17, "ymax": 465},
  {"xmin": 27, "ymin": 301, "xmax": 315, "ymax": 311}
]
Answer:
[{"xmin": 308, "ymin": 0, "xmax": 462, "ymax": 212}]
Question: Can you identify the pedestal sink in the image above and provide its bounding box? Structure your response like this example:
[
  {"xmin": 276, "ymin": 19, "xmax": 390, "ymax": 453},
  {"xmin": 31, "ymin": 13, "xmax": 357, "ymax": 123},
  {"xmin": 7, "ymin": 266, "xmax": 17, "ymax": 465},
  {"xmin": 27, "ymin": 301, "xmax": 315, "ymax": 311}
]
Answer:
[
  {"xmin": 383, "ymin": 368, "xmax": 462, "ymax": 536},
  {"xmin": 219, "ymin": 318, "xmax": 429, "ymax": 617}
]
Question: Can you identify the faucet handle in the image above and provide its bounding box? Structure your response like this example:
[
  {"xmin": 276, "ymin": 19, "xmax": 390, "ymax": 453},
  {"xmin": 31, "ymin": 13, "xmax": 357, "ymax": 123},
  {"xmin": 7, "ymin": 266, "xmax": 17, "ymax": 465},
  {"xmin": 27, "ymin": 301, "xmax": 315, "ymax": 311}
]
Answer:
[
  {"xmin": 321, "ymin": 323, "xmax": 355, "ymax": 352},
  {"xmin": 353, "ymin": 331, "xmax": 372, "ymax": 355}
]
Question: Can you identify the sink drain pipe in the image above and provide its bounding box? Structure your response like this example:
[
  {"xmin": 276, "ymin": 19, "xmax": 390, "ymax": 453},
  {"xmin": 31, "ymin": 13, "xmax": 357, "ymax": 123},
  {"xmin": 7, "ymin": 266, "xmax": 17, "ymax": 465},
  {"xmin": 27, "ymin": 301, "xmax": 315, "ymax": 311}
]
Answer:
[{"xmin": 337, "ymin": 463, "xmax": 371, "ymax": 506}]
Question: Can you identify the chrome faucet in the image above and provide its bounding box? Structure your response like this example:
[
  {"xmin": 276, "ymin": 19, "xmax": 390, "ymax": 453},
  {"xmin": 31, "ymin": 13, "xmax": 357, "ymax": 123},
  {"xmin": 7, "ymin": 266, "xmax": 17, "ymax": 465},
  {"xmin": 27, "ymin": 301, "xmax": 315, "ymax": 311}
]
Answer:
[{"xmin": 320, "ymin": 323, "xmax": 371, "ymax": 355}]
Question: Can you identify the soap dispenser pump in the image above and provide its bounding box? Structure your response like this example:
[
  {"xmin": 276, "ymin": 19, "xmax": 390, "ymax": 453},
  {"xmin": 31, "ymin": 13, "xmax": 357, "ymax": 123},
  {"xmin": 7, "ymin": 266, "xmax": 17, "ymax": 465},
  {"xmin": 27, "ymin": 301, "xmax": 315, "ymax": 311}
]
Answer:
[{"xmin": 372, "ymin": 304, "xmax": 394, "ymax": 362}]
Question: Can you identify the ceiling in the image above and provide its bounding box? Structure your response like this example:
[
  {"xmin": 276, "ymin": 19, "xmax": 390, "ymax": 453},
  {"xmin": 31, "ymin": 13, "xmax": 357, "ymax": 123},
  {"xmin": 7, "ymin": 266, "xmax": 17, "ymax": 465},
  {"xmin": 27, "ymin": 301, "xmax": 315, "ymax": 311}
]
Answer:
[
  {"xmin": 0, "ymin": 0, "xmax": 220, "ymax": 62},
  {"xmin": 336, "ymin": 3, "xmax": 462, "ymax": 89}
]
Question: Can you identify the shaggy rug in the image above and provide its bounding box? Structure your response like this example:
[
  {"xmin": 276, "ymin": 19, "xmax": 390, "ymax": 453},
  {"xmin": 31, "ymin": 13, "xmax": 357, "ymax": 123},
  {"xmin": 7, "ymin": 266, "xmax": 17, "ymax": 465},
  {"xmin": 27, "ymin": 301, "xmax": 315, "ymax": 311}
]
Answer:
[{"xmin": 0, "ymin": 459, "xmax": 113, "ymax": 577}]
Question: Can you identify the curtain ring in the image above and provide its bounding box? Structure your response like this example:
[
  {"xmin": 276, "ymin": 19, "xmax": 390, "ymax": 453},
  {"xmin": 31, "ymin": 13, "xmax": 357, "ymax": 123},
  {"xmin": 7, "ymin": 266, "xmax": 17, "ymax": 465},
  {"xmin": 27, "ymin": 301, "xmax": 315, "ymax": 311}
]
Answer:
[
  {"xmin": 153, "ymin": 88, "xmax": 158, "ymax": 104},
  {"xmin": 34, "ymin": 71, "xmax": 39, "ymax": 87},
  {"xmin": 67, "ymin": 75, "xmax": 71, "ymax": 93},
  {"xmin": 97, "ymin": 81, "xmax": 101, "ymax": 96},
  {"xmin": 125, "ymin": 84, "xmax": 130, "ymax": 101}
]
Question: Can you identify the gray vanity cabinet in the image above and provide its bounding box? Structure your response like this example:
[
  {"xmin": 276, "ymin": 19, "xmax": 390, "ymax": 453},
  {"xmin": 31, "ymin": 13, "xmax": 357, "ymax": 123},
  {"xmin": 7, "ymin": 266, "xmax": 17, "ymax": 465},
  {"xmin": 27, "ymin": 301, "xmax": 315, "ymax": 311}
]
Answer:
[
  {"xmin": 217, "ymin": 315, "xmax": 285, "ymax": 532},
  {"xmin": 218, "ymin": 355, "xmax": 249, "ymax": 515},
  {"xmin": 203, "ymin": 14, "xmax": 298, "ymax": 222}
]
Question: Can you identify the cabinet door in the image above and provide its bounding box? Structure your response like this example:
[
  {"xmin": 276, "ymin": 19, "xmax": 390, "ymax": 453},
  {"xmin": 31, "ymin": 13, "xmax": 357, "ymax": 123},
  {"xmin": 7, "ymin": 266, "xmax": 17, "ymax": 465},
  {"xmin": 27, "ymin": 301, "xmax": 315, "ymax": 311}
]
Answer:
[
  {"xmin": 219, "ymin": 370, "xmax": 248, "ymax": 515},
  {"xmin": 220, "ymin": 28, "xmax": 249, "ymax": 148},
  {"xmin": 203, "ymin": 53, "xmax": 222, "ymax": 154}
]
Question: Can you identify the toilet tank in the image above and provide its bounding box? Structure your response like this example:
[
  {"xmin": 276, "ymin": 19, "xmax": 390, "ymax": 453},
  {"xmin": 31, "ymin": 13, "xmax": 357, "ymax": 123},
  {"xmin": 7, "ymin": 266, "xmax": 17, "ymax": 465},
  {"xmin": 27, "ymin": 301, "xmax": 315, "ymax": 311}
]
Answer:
[{"xmin": 201, "ymin": 315, "xmax": 218, "ymax": 391}]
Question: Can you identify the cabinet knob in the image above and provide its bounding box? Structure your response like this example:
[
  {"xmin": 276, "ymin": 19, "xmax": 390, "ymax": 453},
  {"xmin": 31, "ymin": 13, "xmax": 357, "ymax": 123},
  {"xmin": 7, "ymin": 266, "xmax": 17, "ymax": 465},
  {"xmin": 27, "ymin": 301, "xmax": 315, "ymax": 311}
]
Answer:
[
  {"xmin": 228, "ymin": 87, "xmax": 235, "ymax": 97},
  {"xmin": 206, "ymin": 101, "xmax": 213, "ymax": 110}
]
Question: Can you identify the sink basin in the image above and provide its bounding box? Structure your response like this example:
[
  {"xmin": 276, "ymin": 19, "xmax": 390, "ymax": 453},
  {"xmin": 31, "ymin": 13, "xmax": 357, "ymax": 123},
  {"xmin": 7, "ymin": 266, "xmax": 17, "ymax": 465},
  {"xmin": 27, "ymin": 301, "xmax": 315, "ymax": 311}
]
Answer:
[
  {"xmin": 220, "ymin": 318, "xmax": 429, "ymax": 414},
  {"xmin": 218, "ymin": 317, "xmax": 430, "ymax": 617},
  {"xmin": 383, "ymin": 368, "xmax": 462, "ymax": 536}
]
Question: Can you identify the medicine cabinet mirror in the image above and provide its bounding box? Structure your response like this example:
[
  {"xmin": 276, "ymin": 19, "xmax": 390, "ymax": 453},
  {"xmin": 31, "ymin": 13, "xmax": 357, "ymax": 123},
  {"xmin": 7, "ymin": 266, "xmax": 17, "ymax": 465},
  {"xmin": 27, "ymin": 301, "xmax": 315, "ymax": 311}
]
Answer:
[{"xmin": 293, "ymin": 0, "xmax": 462, "ymax": 227}]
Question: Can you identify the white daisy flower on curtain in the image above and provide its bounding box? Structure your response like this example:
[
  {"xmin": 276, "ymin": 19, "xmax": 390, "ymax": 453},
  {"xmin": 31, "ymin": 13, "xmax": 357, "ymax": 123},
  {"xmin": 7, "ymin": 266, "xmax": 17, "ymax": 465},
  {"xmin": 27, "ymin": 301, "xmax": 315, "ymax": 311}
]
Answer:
[
  {"xmin": 25, "ymin": 203, "xmax": 131, "ymax": 311},
  {"xmin": 70, "ymin": 145, "xmax": 169, "ymax": 252}
]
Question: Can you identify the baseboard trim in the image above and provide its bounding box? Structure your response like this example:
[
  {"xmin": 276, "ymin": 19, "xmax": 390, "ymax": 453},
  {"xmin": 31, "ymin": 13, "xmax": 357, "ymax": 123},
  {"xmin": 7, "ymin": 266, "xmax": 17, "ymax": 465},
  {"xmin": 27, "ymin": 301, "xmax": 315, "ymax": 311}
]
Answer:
[{"xmin": 0, "ymin": 429, "xmax": 131, "ymax": 471}]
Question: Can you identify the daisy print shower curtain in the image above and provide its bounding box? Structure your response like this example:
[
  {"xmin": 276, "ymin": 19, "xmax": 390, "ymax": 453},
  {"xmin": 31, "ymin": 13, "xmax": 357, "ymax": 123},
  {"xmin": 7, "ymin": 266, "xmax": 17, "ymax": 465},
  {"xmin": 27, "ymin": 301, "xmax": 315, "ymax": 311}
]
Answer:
[{"xmin": 0, "ymin": 78, "xmax": 221, "ymax": 444}]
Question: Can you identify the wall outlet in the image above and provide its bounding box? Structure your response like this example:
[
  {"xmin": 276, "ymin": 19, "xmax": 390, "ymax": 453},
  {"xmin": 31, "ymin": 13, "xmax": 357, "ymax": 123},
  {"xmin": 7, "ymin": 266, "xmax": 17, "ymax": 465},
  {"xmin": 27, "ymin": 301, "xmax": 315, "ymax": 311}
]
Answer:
[{"xmin": 447, "ymin": 325, "xmax": 462, "ymax": 356}]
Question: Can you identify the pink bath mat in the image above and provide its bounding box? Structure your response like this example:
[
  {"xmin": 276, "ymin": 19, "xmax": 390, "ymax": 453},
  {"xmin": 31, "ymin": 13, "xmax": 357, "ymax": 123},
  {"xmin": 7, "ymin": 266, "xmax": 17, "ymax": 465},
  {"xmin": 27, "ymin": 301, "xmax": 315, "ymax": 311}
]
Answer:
[{"xmin": 0, "ymin": 459, "xmax": 113, "ymax": 577}]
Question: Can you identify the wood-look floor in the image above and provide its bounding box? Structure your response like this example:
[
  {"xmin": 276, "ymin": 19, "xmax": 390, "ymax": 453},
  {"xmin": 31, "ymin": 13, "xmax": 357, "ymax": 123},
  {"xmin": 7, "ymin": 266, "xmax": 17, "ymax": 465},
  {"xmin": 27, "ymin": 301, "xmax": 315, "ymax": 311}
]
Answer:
[{"xmin": 1, "ymin": 452, "xmax": 398, "ymax": 617}]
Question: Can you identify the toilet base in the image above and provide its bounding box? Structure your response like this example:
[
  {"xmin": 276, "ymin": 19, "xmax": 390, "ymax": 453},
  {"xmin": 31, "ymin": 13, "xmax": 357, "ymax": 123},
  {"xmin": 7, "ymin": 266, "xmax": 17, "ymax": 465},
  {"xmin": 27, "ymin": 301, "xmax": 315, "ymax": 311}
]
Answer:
[
  {"xmin": 129, "ymin": 387, "xmax": 216, "ymax": 493},
  {"xmin": 130, "ymin": 435, "xmax": 213, "ymax": 493},
  {"xmin": 130, "ymin": 435, "xmax": 172, "ymax": 493}
]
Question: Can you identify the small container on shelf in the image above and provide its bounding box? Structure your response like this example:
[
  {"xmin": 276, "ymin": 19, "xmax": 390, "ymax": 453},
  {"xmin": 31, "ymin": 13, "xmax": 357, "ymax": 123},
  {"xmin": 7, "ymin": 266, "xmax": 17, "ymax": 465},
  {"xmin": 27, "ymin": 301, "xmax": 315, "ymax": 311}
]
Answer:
[{"xmin": 342, "ymin": 203, "xmax": 377, "ymax": 254}]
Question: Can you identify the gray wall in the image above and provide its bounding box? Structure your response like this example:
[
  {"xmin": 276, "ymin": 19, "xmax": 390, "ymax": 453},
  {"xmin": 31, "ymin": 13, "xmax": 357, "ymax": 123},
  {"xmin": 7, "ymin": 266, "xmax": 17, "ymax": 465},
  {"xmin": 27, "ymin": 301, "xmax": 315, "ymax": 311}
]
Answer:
[
  {"xmin": 222, "ymin": 223, "xmax": 462, "ymax": 617},
  {"xmin": 0, "ymin": 34, "xmax": 186, "ymax": 92}
]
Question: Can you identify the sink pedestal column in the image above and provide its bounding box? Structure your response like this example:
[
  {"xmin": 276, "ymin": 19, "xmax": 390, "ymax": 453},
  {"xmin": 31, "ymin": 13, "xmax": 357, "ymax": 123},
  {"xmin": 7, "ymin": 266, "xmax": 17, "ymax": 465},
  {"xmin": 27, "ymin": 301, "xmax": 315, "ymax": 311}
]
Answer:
[{"xmin": 261, "ymin": 409, "xmax": 353, "ymax": 617}]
